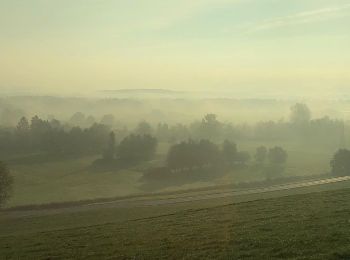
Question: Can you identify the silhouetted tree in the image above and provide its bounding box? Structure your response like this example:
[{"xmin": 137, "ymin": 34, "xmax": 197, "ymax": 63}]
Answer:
[
  {"xmin": 268, "ymin": 146, "xmax": 288, "ymax": 165},
  {"xmin": 0, "ymin": 161, "xmax": 13, "ymax": 208},
  {"xmin": 49, "ymin": 119, "xmax": 61, "ymax": 129},
  {"xmin": 197, "ymin": 139, "xmax": 221, "ymax": 167},
  {"xmin": 167, "ymin": 139, "xmax": 220, "ymax": 171},
  {"xmin": 85, "ymin": 123, "xmax": 110, "ymax": 153},
  {"xmin": 134, "ymin": 121, "xmax": 153, "ymax": 135},
  {"xmin": 15, "ymin": 116, "xmax": 30, "ymax": 150},
  {"xmin": 290, "ymin": 103, "xmax": 311, "ymax": 125},
  {"xmin": 222, "ymin": 140, "xmax": 238, "ymax": 166},
  {"xmin": 331, "ymin": 149, "xmax": 350, "ymax": 177},
  {"xmin": 16, "ymin": 117, "xmax": 30, "ymax": 134},
  {"xmin": 196, "ymin": 114, "xmax": 222, "ymax": 140},
  {"xmin": 69, "ymin": 112, "xmax": 86, "ymax": 127},
  {"xmin": 117, "ymin": 134, "xmax": 157, "ymax": 164},
  {"xmin": 255, "ymin": 146, "xmax": 267, "ymax": 164},
  {"xmin": 30, "ymin": 115, "xmax": 50, "ymax": 150},
  {"xmin": 1, "ymin": 115, "xmax": 115, "ymax": 157}
]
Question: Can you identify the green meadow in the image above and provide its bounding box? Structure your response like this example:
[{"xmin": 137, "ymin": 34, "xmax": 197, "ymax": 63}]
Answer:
[
  {"xmin": 1, "ymin": 187, "xmax": 350, "ymax": 259},
  {"xmin": 4, "ymin": 141, "xmax": 334, "ymax": 207}
]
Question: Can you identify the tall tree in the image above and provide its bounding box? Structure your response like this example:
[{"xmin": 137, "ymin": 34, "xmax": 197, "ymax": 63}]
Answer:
[
  {"xmin": 15, "ymin": 116, "xmax": 31, "ymax": 150},
  {"xmin": 16, "ymin": 117, "xmax": 30, "ymax": 134},
  {"xmin": 290, "ymin": 103, "xmax": 311, "ymax": 125},
  {"xmin": 198, "ymin": 114, "xmax": 222, "ymax": 140}
]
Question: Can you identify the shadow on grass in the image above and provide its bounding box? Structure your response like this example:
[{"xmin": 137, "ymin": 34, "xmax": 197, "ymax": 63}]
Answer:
[
  {"xmin": 139, "ymin": 166, "xmax": 229, "ymax": 192},
  {"xmin": 88, "ymin": 158, "xmax": 154, "ymax": 173}
]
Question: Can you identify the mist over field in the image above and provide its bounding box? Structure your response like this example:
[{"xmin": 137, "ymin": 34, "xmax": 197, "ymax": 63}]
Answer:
[
  {"xmin": 1, "ymin": 94, "xmax": 350, "ymax": 126},
  {"xmin": 1, "ymin": 0, "xmax": 350, "ymax": 259},
  {"xmin": 1, "ymin": 94, "xmax": 349, "ymax": 206}
]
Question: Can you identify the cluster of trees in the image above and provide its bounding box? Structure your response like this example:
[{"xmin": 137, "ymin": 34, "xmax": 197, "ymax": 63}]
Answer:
[
  {"xmin": 254, "ymin": 146, "xmax": 288, "ymax": 165},
  {"xmin": 144, "ymin": 139, "xmax": 288, "ymax": 181},
  {"xmin": 0, "ymin": 161, "xmax": 12, "ymax": 208},
  {"xmin": 137, "ymin": 104, "xmax": 345, "ymax": 148},
  {"xmin": 166, "ymin": 139, "xmax": 222, "ymax": 171},
  {"xmin": 166, "ymin": 139, "xmax": 287, "ymax": 173},
  {"xmin": 68, "ymin": 112, "xmax": 122, "ymax": 128},
  {"xmin": 253, "ymin": 103, "xmax": 344, "ymax": 147},
  {"xmin": 0, "ymin": 116, "xmax": 112, "ymax": 156},
  {"xmin": 117, "ymin": 134, "xmax": 157, "ymax": 163},
  {"xmin": 95, "ymin": 133, "xmax": 158, "ymax": 168},
  {"xmin": 0, "ymin": 103, "xmax": 345, "ymax": 160},
  {"xmin": 253, "ymin": 146, "xmax": 288, "ymax": 179}
]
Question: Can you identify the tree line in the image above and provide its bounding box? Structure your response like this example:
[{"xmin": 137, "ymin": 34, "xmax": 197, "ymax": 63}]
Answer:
[
  {"xmin": 0, "ymin": 116, "xmax": 111, "ymax": 156},
  {"xmin": 94, "ymin": 132, "xmax": 157, "ymax": 169},
  {"xmin": 0, "ymin": 103, "xmax": 346, "ymax": 157},
  {"xmin": 144, "ymin": 139, "xmax": 289, "ymax": 181}
]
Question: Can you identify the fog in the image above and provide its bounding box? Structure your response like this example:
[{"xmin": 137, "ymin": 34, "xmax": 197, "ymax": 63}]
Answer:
[
  {"xmin": 1, "ymin": 0, "xmax": 350, "ymax": 207},
  {"xmin": 1, "ymin": 94, "xmax": 349, "ymax": 126},
  {"xmin": 1, "ymin": 1, "xmax": 350, "ymax": 258},
  {"xmin": 1, "ymin": 1, "xmax": 350, "ymax": 97},
  {"xmin": 1, "ymin": 94, "xmax": 349, "ymax": 206}
]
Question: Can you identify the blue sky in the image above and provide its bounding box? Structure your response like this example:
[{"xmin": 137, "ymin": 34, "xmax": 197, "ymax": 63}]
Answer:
[{"xmin": 1, "ymin": 0, "xmax": 349, "ymax": 97}]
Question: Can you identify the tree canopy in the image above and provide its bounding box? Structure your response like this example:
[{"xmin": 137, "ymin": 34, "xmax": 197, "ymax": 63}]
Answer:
[
  {"xmin": 290, "ymin": 103, "xmax": 311, "ymax": 125},
  {"xmin": 117, "ymin": 134, "xmax": 157, "ymax": 164},
  {"xmin": 331, "ymin": 149, "xmax": 350, "ymax": 177},
  {"xmin": 268, "ymin": 147, "xmax": 288, "ymax": 165},
  {"xmin": 255, "ymin": 146, "xmax": 267, "ymax": 164}
]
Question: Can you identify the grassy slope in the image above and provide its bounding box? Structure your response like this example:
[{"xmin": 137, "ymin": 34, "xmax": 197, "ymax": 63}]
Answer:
[{"xmin": 1, "ymin": 188, "xmax": 350, "ymax": 259}]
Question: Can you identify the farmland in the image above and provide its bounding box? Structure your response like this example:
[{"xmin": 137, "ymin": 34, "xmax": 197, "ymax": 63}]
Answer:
[{"xmin": 1, "ymin": 187, "xmax": 350, "ymax": 259}]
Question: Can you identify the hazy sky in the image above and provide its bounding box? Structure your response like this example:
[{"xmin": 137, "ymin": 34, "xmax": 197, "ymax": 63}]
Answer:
[{"xmin": 1, "ymin": 0, "xmax": 349, "ymax": 97}]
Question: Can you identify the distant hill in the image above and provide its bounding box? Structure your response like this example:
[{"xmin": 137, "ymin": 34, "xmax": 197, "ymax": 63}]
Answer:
[
  {"xmin": 98, "ymin": 89, "xmax": 188, "ymax": 99},
  {"xmin": 100, "ymin": 89, "xmax": 184, "ymax": 95}
]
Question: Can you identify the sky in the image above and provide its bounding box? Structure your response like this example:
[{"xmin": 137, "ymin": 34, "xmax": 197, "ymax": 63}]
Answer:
[{"xmin": 0, "ymin": 0, "xmax": 349, "ymax": 97}]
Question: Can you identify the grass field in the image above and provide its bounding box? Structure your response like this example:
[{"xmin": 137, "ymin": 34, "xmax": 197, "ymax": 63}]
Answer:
[
  {"xmin": 3, "ymin": 141, "xmax": 335, "ymax": 207},
  {"xmin": 1, "ymin": 187, "xmax": 350, "ymax": 259},
  {"xmin": 7, "ymin": 156, "xmax": 143, "ymax": 207}
]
